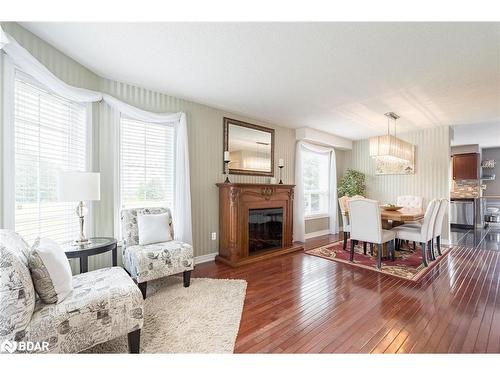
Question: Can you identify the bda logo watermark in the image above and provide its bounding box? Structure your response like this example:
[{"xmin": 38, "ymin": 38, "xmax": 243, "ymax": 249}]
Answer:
[{"xmin": 1, "ymin": 340, "xmax": 49, "ymax": 353}]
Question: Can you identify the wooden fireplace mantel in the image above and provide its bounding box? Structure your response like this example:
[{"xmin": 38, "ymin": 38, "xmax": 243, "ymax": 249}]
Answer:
[{"xmin": 216, "ymin": 183, "xmax": 303, "ymax": 267}]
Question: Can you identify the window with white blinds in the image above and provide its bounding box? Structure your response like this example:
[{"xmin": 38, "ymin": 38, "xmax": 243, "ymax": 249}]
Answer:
[
  {"xmin": 14, "ymin": 74, "xmax": 88, "ymax": 245},
  {"xmin": 120, "ymin": 117, "xmax": 174, "ymax": 210},
  {"xmin": 302, "ymin": 150, "xmax": 330, "ymax": 217}
]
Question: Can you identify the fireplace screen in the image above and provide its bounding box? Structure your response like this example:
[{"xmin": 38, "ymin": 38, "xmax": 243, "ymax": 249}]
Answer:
[{"xmin": 248, "ymin": 207, "xmax": 283, "ymax": 254}]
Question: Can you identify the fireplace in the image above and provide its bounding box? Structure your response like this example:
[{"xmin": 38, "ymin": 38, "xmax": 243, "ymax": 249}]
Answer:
[
  {"xmin": 248, "ymin": 208, "xmax": 283, "ymax": 254},
  {"xmin": 216, "ymin": 183, "xmax": 303, "ymax": 267}
]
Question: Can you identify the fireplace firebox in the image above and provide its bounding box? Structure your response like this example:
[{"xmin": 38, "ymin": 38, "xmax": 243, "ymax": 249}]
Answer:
[{"xmin": 248, "ymin": 208, "xmax": 283, "ymax": 254}]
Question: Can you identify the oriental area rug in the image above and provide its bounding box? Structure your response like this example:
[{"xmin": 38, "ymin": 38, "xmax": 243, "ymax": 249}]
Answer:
[{"xmin": 306, "ymin": 240, "xmax": 451, "ymax": 281}]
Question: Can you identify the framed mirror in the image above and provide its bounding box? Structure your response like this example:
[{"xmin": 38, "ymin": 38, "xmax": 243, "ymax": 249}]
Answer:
[{"xmin": 223, "ymin": 117, "xmax": 275, "ymax": 176}]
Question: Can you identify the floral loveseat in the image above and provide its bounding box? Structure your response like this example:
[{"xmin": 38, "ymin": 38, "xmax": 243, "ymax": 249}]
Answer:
[
  {"xmin": 121, "ymin": 207, "xmax": 194, "ymax": 299},
  {"xmin": 0, "ymin": 230, "xmax": 144, "ymax": 353}
]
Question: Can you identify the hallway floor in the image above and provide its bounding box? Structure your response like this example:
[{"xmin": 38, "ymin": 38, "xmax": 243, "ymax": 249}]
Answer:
[{"xmin": 450, "ymin": 226, "xmax": 500, "ymax": 251}]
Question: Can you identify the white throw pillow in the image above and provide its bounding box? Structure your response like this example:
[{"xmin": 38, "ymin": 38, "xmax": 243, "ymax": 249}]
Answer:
[
  {"xmin": 28, "ymin": 238, "xmax": 73, "ymax": 304},
  {"xmin": 137, "ymin": 213, "xmax": 172, "ymax": 246}
]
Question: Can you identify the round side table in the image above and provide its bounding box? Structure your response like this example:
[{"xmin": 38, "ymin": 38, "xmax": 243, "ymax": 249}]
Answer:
[{"xmin": 63, "ymin": 237, "xmax": 117, "ymax": 273}]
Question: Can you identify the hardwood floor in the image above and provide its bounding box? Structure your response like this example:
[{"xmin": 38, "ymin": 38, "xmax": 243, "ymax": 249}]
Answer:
[{"xmin": 193, "ymin": 233, "xmax": 500, "ymax": 353}]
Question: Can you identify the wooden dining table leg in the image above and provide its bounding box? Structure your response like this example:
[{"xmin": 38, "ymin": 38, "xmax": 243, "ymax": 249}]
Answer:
[
  {"xmin": 363, "ymin": 242, "xmax": 367, "ymax": 255},
  {"xmin": 369, "ymin": 243, "xmax": 374, "ymax": 256}
]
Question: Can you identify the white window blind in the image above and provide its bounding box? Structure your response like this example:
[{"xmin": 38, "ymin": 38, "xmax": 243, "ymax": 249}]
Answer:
[
  {"xmin": 120, "ymin": 117, "xmax": 174, "ymax": 210},
  {"xmin": 303, "ymin": 150, "xmax": 330, "ymax": 217},
  {"xmin": 14, "ymin": 74, "xmax": 88, "ymax": 245}
]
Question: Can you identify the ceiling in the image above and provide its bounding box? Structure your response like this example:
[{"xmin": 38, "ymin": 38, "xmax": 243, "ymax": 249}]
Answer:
[{"xmin": 21, "ymin": 22, "xmax": 500, "ymax": 140}]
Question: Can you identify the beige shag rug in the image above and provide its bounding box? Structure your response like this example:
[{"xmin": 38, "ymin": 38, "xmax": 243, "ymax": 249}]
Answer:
[{"xmin": 86, "ymin": 277, "xmax": 247, "ymax": 353}]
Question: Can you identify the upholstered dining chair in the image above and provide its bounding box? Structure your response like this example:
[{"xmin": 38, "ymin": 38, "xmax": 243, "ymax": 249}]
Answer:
[
  {"xmin": 347, "ymin": 198, "xmax": 396, "ymax": 269},
  {"xmin": 338, "ymin": 196, "xmax": 350, "ymax": 250},
  {"xmin": 402, "ymin": 198, "xmax": 448, "ymax": 260},
  {"xmin": 392, "ymin": 199, "xmax": 440, "ymax": 267},
  {"xmin": 339, "ymin": 195, "xmax": 366, "ymax": 251},
  {"xmin": 431, "ymin": 199, "xmax": 448, "ymax": 257}
]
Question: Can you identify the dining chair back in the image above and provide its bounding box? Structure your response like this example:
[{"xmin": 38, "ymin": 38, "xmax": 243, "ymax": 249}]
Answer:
[
  {"xmin": 351, "ymin": 195, "xmax": 365, "ymax": 200},
  {"xmin": 338, "ymin": 196, "xmax": 350, "ymax": 237},
  {"xmin": 432, "ymin": 198, "xmax": 448, "ymax": 256},
  {"xmin": 433, "ymin": 199, "xmax": 448, "ymax": 237},
  {"xmin": 348, "ymin": 198, "xmax": 383, "ymax": 244},
  {"xmin": 397, "ymin": 195, "xmax": 423, "ymax": 209},
  {"xmin": 420, "ymin": 199, "xmax": 440, "ymax": 242},
  {"xmin": 338, "ymin": 196, "xmax": 349, "ymax": 215}
]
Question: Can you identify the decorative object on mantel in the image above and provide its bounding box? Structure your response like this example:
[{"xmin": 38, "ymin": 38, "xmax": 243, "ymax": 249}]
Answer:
[
  {"xmin": 369, "ymin": 112, "xmax": 415, "ymax": 175},
  {"xmin": 223, "ymin": 117, "xmax": 275, "ymax": 176},
  {"xmin": 58, "ymin": 172, "xmax": 100, "ymax": 245},
  {"xmin": 223, "ymin": 150, "xmax": 231, "ymax": 183},
  {"xmin": 278, "ymin": 158, "xmax": 284, "ymax": 184},
  {"xmin": 337, "ymin": 169, "xmax": 366, "ymax": 197},
  {"xmin": 216, "ymin": 183, "xmax": 302, "ymax": 267},
  {"xmin": 481, "ymin": 159, "xmax": 496, "ymax": 168}
]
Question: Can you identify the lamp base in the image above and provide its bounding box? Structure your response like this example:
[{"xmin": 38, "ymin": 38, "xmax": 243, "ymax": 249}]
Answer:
[
  {"xmin": 73, "ymin": 238, "xmax": 91, "ymax": 247},
  {"xmin": 74, "ymin": 201, "xmax": 90, "ymax": 247}
]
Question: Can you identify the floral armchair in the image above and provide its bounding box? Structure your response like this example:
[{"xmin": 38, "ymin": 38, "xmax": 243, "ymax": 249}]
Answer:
[
  {"xmin": 120, "ymin": 207, "xmax": 194, "ymax": 299},
  {"xmin": 0, "ymin": 230, "xmax": 144, "ymax": 354}
]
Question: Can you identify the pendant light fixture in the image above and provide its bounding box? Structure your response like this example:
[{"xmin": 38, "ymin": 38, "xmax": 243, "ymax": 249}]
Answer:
[{"xmin": 369, "ymin": 112, "xmax": 413, "ymax": 163}]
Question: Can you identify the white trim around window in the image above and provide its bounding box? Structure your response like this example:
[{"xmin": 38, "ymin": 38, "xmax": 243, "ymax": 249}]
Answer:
[{"xmin": 2, "ymin": 55, "xmax": 15, "ymax": 229}]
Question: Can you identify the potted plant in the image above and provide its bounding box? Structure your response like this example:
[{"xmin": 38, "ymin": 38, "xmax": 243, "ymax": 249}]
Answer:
[{"xmin": 337, "ymin": 169, "xmax": 366, "ymax": 197}]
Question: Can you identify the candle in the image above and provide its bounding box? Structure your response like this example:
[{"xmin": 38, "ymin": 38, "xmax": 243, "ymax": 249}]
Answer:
[
  {"xmin": 224, "ymin": 151, "xmax": 230, "ymax": 162},
  {"xmin": 278, "ymin": 158, "xmax": 284, "ymax": 167}
]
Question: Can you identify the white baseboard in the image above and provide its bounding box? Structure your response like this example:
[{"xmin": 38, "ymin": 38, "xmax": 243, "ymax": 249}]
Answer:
[
  {"xmin": 304, "ymin": 229, "xmax": 331, "ymax": 240},
  {"xmin": 194, "ymin": 252, "xmax": 218, "ymax": 265}
]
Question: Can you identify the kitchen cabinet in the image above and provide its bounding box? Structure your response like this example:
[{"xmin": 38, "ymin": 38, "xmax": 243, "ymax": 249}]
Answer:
[{"xmin": 453, "ymin": 153, "xmax": 479, "ymax": 180}]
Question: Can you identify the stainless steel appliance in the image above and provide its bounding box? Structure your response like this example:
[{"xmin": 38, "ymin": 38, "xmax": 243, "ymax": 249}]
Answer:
[{"xmin": 450, "ymin": 199, "xmax": 475, "ymax": 228}]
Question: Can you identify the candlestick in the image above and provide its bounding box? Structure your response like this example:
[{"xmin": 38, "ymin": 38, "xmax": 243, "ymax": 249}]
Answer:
[
  {"xmin": 224, "ymin": 161, "xmax": 230, "ymax": 183},
  {"xmin": 278, "ymin": 166, "xmax": 284, "ymax": 184},
  {"xmin": 278, "ymin": 158, "xmax": 284, "ymax": 167}
]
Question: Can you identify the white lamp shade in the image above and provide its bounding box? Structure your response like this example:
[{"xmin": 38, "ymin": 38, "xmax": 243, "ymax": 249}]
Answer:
[{"xmin": 58, "ymin": 172, "xmax": 101, "ymax": 202}]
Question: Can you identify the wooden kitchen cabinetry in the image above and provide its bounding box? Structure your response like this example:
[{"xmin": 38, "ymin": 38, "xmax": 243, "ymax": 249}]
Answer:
[{"xmin": 452, "ymin": 153, "xmax": 479, "ymax": 180}]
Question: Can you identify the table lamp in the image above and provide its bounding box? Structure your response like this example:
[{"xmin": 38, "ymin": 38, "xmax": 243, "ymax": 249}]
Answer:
[{"xmin": 58, "ymin": 172, "xmax": 100, "ymax": 245}]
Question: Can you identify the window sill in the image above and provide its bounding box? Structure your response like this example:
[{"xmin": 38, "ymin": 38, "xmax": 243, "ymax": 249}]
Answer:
[{"xmin": 305, "ymin": 214, "xmax": 330, "ymax": 221}]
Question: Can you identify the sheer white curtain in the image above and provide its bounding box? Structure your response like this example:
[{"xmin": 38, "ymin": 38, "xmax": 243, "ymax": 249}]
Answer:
[
  {"xmin": 1, "ymin": 25, "xmax": 193, "ymax": 245},
  {"xmin": 293, "ymin": 141, "xmax": 338, "ymax": 243}
]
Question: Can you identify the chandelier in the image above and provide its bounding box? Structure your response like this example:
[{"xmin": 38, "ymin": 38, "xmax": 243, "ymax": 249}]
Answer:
[{"xmin": 369, "ymin": 112, "xmax": 413, "ymax": 163}]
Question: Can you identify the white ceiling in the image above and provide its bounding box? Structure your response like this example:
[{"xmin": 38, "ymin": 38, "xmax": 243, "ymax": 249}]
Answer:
[{"xmin": 21, "ymin": 22, "xmax": 500, "ymax": 140}]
